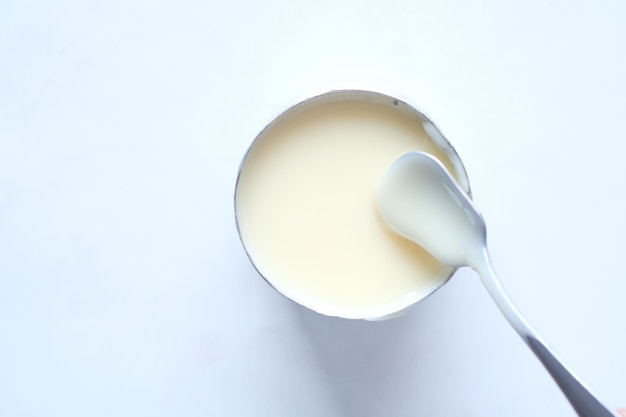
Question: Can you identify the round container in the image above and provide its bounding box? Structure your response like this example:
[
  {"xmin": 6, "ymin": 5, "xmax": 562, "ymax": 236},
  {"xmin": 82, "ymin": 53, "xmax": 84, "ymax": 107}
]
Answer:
[{"xmin": 235, "ymin": 90, "xmax": 471, "ymax": 320}]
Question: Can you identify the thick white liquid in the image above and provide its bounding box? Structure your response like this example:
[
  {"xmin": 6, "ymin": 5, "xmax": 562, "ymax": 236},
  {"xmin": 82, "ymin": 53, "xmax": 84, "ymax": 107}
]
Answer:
[{"xmin": 236, "ymin": 98, "xmax": 463, "ymax": 319}]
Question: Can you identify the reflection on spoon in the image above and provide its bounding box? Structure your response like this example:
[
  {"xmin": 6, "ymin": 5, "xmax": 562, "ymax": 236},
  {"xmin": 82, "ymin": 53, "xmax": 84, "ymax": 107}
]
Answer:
[{"xmin": 377, "ymin": 151, "xmax": 618, "ymax": 417}]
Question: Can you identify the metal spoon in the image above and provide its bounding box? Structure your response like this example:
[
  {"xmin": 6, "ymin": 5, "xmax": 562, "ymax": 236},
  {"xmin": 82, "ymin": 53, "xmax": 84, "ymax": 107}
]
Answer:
[{"xmin": 377, "ymin": 151, "xmax": 618, "ymax": 417}]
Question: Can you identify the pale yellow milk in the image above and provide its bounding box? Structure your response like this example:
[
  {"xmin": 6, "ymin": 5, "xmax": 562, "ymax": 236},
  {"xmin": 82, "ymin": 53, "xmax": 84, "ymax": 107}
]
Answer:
[{"xmin": 236, "ymin": 99, "xmax": 460, "ymax": 318}]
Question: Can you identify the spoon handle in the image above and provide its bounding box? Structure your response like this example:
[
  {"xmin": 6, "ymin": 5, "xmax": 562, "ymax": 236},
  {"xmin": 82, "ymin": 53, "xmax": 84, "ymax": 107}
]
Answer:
[{"xmin": 473, "ymin": 248, "xmax": 619, "ymax": 417}]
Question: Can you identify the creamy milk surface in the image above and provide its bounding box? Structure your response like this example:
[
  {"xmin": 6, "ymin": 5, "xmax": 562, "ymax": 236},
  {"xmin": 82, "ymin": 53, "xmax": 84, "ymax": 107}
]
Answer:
[{"xmin": 236, "ymin": 98, "xmax": 461, "ymax": 318}]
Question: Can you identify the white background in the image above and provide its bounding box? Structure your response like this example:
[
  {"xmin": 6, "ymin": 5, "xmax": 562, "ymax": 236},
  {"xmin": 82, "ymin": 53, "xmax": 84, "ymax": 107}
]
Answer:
[{"xmin": 1, "ymin": 1, "xmax": 625, "ymax": 416}]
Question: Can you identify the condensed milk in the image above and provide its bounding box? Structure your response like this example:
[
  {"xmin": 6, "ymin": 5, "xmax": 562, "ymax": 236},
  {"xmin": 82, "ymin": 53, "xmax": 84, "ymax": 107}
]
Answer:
[{"xmin": 235, "ymin": 90, "xmax": 471, "ymax": 319}]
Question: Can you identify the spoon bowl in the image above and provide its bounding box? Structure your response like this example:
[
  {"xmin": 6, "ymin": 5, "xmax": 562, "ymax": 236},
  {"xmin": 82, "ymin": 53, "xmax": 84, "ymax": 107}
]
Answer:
[{"xmin": 378, "ymin": 151, "xmax": 486, "ymax": 268}]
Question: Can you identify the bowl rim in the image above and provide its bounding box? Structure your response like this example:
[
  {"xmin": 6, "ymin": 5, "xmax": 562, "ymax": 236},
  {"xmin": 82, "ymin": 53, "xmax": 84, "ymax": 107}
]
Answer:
[{"xmin": 234, "ymin": 89, "xmax": 472, "ymax": 320}]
